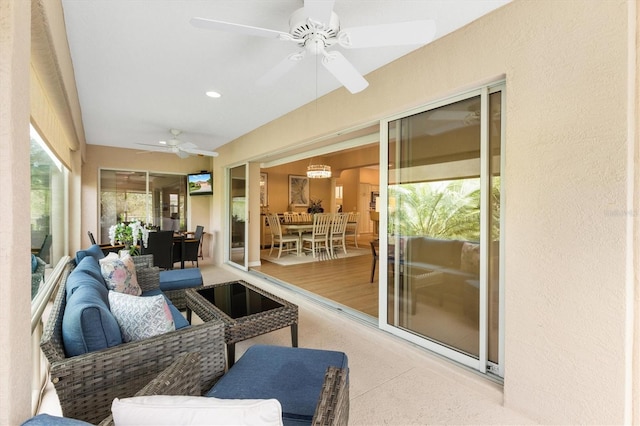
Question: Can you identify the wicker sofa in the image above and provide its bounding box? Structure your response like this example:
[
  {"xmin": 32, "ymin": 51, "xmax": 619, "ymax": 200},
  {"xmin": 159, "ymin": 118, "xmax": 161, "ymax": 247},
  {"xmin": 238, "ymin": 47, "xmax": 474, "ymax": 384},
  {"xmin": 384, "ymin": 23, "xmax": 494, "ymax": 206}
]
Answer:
[{"xmin": 40, "ymin": 251, "xmax": 226, "ymax": 424}]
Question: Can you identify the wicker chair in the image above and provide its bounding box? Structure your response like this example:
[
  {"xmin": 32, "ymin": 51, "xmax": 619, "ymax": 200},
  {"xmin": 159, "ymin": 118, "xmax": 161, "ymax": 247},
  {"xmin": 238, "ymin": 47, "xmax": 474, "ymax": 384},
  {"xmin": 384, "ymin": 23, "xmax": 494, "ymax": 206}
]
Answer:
[
  {"xmin": 98, "ymin": 352, "xmax": 349, "ymax": 426},
  {"xmin": 40, "ymin": 255, "xmax": 226, "ymax": 424}
]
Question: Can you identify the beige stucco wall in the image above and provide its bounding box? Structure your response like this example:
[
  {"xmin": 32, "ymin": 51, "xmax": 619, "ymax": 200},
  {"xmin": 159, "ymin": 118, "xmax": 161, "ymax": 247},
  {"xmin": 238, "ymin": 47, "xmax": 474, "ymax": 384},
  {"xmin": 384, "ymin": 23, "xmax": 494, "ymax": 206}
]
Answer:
[
  {"xmin": 0, "ymin": 1, "xmax": 33, "ymax": 423},
  {"xmin": 2, "ymin": 0, "xmax": 637, "ymax": 424},
  {"xmin": 211, "ymin": 0, "xmax": 637, "ymax": 423}
]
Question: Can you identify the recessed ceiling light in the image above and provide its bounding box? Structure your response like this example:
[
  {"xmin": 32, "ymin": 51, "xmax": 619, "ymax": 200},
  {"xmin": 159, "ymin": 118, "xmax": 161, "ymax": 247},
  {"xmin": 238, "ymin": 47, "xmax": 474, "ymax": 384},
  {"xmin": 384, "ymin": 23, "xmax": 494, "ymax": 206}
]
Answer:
[{"xmin": 206, "ymin": 91, "xmax": 221, "ymax": 98}]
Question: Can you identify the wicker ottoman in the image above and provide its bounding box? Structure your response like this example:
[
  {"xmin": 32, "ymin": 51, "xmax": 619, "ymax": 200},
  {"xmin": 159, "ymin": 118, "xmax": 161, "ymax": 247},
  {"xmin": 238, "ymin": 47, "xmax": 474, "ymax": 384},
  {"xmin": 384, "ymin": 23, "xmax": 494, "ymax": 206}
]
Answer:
[{"xmin": 206, "ymin": 345, "xmax": 349, "ymax": 426}]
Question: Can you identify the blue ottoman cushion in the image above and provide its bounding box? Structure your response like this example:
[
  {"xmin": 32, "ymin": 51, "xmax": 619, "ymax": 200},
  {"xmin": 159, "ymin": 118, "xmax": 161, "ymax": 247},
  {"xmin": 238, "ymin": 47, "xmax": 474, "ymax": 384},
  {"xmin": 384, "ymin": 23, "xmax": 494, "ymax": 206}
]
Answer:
[
  {"xmin": 206, "ymin": 345, "xmax": 348, "ymax": 425},
  {"xmin": 159, "ymin": 268, "xmax": 202, "ymax": 291}
]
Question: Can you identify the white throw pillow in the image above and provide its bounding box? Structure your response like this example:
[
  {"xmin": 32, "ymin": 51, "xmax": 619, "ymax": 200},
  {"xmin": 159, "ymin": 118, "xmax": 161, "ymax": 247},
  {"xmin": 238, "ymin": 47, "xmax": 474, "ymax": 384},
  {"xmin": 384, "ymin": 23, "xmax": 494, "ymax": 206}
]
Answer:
[
  {"xmin": 111, "ymin": 395, "xmax": 283, "ymax": 426},
  {"xmin": 108, "ymin": 292, "xmax": 175, "ymax": 342},
  {"xmin": 99, "ymin": 252, "xmax": 142, "ymax": 295}
]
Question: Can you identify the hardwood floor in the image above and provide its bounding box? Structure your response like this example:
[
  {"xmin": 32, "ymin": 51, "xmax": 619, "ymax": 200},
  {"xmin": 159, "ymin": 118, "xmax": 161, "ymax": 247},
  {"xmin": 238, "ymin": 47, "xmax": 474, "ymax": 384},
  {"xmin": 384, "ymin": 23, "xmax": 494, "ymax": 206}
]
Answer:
[{"xmin": 251, "ymin": 236, "xmax": 379, "ymax": 318}]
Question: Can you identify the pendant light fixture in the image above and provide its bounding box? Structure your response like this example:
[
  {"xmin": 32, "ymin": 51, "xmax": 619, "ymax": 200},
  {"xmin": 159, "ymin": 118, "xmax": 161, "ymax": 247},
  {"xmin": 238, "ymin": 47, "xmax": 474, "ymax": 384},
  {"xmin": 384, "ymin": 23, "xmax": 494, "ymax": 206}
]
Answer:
[{"xmin": 307, "ymin": 164, "xmax": 332, "ymax": 178}]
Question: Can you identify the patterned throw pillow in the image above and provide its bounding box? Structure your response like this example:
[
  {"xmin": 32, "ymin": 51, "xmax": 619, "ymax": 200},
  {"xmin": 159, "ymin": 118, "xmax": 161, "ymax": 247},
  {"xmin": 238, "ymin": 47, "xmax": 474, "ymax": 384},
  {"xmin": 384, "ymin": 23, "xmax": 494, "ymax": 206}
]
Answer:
[
  {"xmin": 99, "ymin": 252, "xmax": 142, "ymax": 296},
  {"xmin": 108, "ymin": 292, "xmax": 175, "ymax": 342}
]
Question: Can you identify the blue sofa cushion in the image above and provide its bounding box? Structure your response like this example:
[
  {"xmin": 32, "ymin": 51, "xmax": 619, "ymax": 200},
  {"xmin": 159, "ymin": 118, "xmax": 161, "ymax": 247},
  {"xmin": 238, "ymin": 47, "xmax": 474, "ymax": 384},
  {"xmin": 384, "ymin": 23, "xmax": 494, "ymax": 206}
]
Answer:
[
  {"xmin": 31, "ymin": 254, "xmax": 38, "ymax": 273},
  {"xmin": 21, "ymin": 414, "xmax": 93, "ymax": 425},
  {"xmin": 75, "ymin": 244, "xmax": 105, "ymax": 265},
  {"xmin": 206, "ymin": 345, "xmax": 348, "ymax": 425},
  {"xmin": 62, "ymin": 285, "xmax": 122, "ymax": 357},
  {"xmin": 142, "ymin": 289, "xmax": 190, "ymax": 330},
  {"xmin": 159, "ymin": 268, "xmax": 203, "ymax": 291},
  {"xmin": 69, "ymin": 256, "xmax": 107, "ymax": 287}
]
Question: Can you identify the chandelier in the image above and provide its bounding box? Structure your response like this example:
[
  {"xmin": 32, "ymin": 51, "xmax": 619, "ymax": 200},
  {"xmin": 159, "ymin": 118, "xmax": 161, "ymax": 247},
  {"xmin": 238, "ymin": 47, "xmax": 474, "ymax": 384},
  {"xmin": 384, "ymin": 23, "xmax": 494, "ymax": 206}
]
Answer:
[{"xmin": 307, "ymin": 164, "xmax": 332, "ymax": 179}]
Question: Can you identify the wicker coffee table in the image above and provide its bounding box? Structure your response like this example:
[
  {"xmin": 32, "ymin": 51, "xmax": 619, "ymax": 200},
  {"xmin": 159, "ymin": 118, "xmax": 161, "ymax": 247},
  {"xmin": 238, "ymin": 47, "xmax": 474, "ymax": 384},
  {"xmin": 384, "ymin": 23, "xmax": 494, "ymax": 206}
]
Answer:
[{"xmin": 186, "ymin": 280, "xmax": 298, "ymax": 368}]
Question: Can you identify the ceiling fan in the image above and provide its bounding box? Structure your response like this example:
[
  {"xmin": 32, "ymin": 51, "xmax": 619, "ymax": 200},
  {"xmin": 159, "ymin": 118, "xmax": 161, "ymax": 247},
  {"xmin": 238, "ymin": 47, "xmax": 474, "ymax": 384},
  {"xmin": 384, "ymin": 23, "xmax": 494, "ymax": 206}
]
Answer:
[
  {"xmin": 190, "ymin": 0, "xmax": 436, "ymax": 94},
  {"xmin": 137, "ymin": 129, "xmax": 219, "ymax": 158}
]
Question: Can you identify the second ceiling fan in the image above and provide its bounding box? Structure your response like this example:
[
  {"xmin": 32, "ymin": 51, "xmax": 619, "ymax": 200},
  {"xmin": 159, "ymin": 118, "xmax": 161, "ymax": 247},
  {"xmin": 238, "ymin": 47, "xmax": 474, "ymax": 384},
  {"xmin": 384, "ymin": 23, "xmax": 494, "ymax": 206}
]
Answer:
[{"xmin": 190, "ymin": 0, "xmax": 436, "ymax": 94}]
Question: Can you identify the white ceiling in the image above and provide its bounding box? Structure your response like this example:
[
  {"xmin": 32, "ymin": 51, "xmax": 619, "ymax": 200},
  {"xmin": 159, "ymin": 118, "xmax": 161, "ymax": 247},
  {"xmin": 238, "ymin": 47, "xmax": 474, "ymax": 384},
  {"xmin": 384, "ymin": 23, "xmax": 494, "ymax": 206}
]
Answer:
[{"xmin": 61, "ymin": 0, "xmax": 510, "ymax": 155}]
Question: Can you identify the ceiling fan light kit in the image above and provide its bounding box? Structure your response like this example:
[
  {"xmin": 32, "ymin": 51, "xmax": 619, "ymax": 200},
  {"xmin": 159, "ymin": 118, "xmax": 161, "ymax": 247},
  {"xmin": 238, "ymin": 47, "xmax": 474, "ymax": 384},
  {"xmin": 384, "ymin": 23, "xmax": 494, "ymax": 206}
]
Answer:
[
  {"xmin": 136, "ymin": 129, "xmax": 219, "ymax": 158},
  {"xmin": 190, "ymin": 0, "xmax": 436, "ymax": 94}
]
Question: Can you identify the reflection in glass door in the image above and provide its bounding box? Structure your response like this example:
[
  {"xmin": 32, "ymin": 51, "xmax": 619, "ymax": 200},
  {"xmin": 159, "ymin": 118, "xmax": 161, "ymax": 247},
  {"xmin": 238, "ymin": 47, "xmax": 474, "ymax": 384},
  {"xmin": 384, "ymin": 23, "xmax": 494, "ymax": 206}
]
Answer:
[
  {"xmin": 382, "ymin": 85, "xmax": 503, "ymax": 375},
  {"xmin": 228, "ymin": 164, "xmax": 247, "ymax": 269}
]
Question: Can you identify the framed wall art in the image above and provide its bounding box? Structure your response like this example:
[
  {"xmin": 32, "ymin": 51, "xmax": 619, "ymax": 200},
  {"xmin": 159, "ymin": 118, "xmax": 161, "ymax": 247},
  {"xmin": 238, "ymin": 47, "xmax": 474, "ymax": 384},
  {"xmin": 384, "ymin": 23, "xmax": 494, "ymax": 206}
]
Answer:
[
  {"xmin": 288, "ymin": 175, "xmax": 309, "ymax": 207},
  {"xmin": 260, "ymin": 172, "xmax": 268, "ymax": 206}
]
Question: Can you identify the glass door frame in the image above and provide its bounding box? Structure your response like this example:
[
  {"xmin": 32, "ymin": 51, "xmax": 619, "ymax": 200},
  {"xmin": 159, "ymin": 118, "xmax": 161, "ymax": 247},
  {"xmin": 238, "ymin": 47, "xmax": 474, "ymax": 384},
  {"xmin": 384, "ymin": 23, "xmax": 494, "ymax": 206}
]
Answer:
[
  {"xmin": 378, "ymin": 82, "xmax": 505, "ymax": 376},
  {"xmin": 226, "ymin": 163, "xmax": 249, "ymax": 271}
]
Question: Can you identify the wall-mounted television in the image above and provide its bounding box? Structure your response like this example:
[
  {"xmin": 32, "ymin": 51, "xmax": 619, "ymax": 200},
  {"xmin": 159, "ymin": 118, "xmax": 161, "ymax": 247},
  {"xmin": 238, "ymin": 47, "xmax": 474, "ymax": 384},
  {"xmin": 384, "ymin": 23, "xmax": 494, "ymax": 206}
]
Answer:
[{"xmin": 188, "ymin": 172, "xmax": 213, "ymax": 196}]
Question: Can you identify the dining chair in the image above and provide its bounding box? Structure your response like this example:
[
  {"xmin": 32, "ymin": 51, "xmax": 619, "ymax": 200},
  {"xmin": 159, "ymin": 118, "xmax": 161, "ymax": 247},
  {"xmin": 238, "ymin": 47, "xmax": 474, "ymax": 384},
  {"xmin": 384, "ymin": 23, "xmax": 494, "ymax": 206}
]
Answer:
[
  {"xmin": 370, "ymin": 240, "xmax": 379, "ymax": 283},
  {"xmin": 33, "ymin": 234, "xmax": 52, "ymax": 265},
  {"xmin": 266, "ymin": 214, "xmax": 299, "ymax": 258},
  {"xmin": 329, "ymin": 213, "xmax": 349, "ymax": 257},
  {"xmin": 344, "ymin": 212, "xmax": 360, "ymax": 247},
  {"xmin": 283, "ymin": 212, "xmax": 298, "ymax": 223},
  {"xmin": 141, "ymin": 230, "xmax": 174, "ymax": 269},
  {"xmin": 181, "ymin": 225, "xmax": 204, "ymax": 267},
  {"xmin": 301, "ymin": 213, "xmax": 332, "ymax": 259}
]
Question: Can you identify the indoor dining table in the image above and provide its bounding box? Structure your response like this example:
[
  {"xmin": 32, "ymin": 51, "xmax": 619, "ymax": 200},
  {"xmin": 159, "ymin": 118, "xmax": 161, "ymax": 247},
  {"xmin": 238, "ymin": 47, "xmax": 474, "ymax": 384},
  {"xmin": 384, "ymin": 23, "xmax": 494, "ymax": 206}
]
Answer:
[{"xmin": 281, "ymin": 222, "xmax": 313, "ymax": 256}]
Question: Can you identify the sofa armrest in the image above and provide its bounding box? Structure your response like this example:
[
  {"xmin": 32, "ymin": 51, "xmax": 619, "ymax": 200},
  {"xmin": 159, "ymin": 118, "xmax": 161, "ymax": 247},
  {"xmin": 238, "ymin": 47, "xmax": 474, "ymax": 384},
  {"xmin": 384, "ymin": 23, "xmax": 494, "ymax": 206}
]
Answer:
[
  {"xmin": 97, "ymin": 353, "xmax": 202, "ymax": 426},
  {"xmin": 312, "ymin": 366, "xmax": 349, "ymax": 426},
  {"xmin": 46, "ymin": 320, "xmax": 225, "ymax": 424},
  {"xmin": 136, "ymin": 266, "xmax": 160, "ymax": 292}
]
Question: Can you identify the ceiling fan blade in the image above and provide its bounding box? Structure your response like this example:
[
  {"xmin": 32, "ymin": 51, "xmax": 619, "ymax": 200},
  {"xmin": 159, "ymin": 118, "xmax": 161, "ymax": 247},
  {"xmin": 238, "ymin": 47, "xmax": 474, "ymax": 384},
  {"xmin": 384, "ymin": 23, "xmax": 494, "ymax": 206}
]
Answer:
[
  {"xmin": 257, "ymin": 51, "xmax": 305, "ymax": 86},
  {"xmin": 304, "ymin": 0, "xmax": 335, "ymax": 24},
  {"xmin": 180, "ymin": 147, "xmax": 219, "ymax": 157},
  {"xmin": 338, "ymin": 20, "xmax": 436, "ymax": 49},
  {"xmin": 190, "ymin": 17, "xmax": 289, "ymax": 40},
  {"xmin": 321, "ymin": 50, "xmax": 368, "ymax": 94},
  {"xmin": 176, "ymin": 150, "xmax": 190, "ymax": 159}
]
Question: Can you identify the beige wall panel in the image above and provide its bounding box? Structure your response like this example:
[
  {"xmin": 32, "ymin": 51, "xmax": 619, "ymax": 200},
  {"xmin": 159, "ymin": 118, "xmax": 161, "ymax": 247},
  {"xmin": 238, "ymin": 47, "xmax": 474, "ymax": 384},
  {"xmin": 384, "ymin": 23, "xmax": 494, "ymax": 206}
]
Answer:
[
  {"xmin": 1, "ymin": 0, "xmax": 32, "ymax": 424},
  {"xmin": 215, "ymin": 1, "xmax": 634, "ymax": 423}
]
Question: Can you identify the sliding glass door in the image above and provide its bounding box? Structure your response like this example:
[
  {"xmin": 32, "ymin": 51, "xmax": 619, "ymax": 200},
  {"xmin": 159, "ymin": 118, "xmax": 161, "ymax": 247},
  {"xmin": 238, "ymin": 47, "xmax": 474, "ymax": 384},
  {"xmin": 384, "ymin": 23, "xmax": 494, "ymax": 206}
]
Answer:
[
  {"xmin": 380, "ymin": 83, "xmax": 504, "ymax": 375},
  {"xmin": 99, "ymin": 170, "xmax": 187, "ymax": 243},
  {"xmin": 228, "ymin": 164, "xmax": 248, "ymax": 270}
]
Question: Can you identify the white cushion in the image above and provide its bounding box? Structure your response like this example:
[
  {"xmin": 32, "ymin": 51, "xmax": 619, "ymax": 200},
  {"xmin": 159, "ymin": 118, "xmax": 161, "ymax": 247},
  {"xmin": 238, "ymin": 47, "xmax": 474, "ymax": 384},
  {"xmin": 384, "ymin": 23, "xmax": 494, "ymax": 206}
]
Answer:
[
  {"xmin": 99, "ymin": 252, "xmax": 142, "ymax": 295},
  {"xmin": 111, "ymin": 395, "xmax": 283, "ymax": 426},
  {"xmin": 108, "ymin": 292, "xmax": 175, "ymax": 342}
]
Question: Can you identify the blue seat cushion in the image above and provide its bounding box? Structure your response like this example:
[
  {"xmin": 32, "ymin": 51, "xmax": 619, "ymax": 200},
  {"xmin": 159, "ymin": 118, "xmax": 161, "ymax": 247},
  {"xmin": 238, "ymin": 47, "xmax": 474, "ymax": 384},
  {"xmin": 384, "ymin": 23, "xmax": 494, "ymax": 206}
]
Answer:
[
  {"xmin": 21, "ymin": 414, "xmax": 93, "ymax": 425},
  {"xmin": 206, "ymin": 345, "xmax": 348, "ymax": 425},
  {"xmin": 31, "ymin": 254, "xmax": 38, "ymax": 273},
  {"xmin": 62, "ymin": 285, "xmax": 122, "ymax": 357},
  {"xmin": 142, "ymin": 289, "xmax": 190, "ymax": 329},
  {"xmin": 75, "ymin": 244, "xmax": 105, "ymax": 264},
  {"xmin": 159, "ymin": 268, "xmax": 203, "ymax": 291}
]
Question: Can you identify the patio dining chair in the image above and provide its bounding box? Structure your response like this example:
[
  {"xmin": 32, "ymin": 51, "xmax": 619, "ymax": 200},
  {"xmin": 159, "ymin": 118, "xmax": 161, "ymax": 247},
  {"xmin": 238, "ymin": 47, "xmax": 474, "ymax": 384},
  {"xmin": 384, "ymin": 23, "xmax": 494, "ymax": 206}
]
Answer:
[{"xmin": 141, "ymin": 230, "xmax": 174, "ymax": 269}]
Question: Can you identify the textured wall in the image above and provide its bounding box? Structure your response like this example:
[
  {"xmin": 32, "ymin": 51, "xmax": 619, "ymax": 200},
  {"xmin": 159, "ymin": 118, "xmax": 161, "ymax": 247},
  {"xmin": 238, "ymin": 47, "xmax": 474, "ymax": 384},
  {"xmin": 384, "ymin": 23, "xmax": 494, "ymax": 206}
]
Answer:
[
  {"xmin": 216, "ymin": 0, "xmax": 635, "ymax": 423},
  {"xmin": 0, "ymin": 0, "xmax": 33, "ymax": 424}
]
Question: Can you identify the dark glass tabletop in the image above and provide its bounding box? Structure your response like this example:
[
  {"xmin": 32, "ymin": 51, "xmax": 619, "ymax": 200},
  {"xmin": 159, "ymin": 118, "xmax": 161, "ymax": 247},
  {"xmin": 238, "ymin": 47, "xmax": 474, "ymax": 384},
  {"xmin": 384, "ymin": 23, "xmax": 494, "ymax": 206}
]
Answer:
[{"xmin": 196, "ymin": 281, "xmax": 284, "ymax": 319}]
